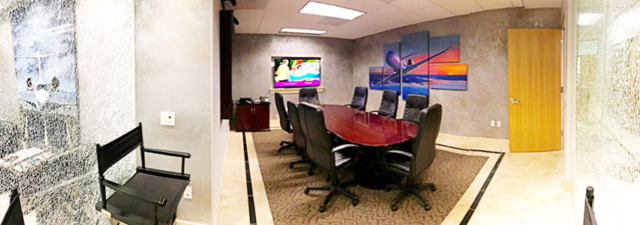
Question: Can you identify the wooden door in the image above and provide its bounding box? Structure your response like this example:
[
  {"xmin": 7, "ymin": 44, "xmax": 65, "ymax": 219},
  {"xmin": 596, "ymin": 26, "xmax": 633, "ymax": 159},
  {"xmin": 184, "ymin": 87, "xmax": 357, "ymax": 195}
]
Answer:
[{"xmin": 508, "ymin": 29, "xmax": 562, "ymax": 152}]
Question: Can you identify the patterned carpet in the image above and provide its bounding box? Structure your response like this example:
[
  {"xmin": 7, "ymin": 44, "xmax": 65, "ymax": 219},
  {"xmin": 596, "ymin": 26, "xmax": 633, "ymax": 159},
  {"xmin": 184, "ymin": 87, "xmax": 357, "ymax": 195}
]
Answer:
[{"xmin": 253, "ymin": 130, "xmax": 488, "ymax": 225}]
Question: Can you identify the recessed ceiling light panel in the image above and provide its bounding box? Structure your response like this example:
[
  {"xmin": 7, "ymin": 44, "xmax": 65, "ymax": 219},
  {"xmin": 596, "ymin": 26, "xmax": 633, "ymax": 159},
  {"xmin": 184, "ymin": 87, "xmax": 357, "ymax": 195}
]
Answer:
[
  {"xmin": 280, "ymin": 28, "xmax": 327, "ymax": 35},
  {"xmin": 578, "ymin": 13, "xmax": 603, "ymax": 26},
  {"xmin": 300, "ymin": 2, "xmax": 365, "ymax": 20}
]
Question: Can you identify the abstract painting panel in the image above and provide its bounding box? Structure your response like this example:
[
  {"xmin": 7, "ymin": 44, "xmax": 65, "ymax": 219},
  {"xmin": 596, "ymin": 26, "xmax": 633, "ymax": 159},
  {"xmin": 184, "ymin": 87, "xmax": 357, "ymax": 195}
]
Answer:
[
  {"xmin": 401, "ymin": 31, "xmax": 430, "ymax": 100},
  {"xmin": 429, "ymin": 35, "xmax": 460, "ymax": 63},
  {"xmin": 381, "ymin": 42, "xmax": 401, "ymax": 93},
  {"xmin": 429, "ymin": 64, "xmax": 468, "ymax": 90}
]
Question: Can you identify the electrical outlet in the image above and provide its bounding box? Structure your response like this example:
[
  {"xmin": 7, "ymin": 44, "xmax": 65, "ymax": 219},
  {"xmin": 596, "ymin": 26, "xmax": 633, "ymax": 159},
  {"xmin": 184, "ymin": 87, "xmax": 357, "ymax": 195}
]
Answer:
[
  {"xmin": 184, "ymin": 186, "xmax": 192, "ymax": 199},
  {"xmin": 491, "ymin": 120, "xmax": 496, "ymax": 127},
  {"xmin": 497, "ymin": 121, "xmax": 502, "ymax": 127},
  {"xmin": 161, "ymin": 111, "xmax": 175, "ymax": 126}
]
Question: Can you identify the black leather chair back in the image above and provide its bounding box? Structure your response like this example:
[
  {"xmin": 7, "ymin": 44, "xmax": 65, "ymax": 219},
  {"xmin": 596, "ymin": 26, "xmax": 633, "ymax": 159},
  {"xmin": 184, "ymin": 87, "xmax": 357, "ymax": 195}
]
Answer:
[
  {"xmin": 378, "ymin": 90, "xmax": 399, "ymax": 118},
  {"xmin": 299, "ymin": 88, "xmax": 320, "ymax": 105},
  {"xmin": 300, "ymin": 102, "xmax": 333, "ymax": 172},
  {"xmin": 298, "ymin": 101, "xmax": 315, "ymax": 162},
  {"xmin": 1, "ymin": 192, "xmax": 25, "ymax": 225},
  {"xmin": 274, "ymin": 92, "xmax": 291, "ymax": 133},
  {"xmin": 287, "ymin": 101, "xmax": 305, "ymax": 153},
  {"xmin": 350, "ymin": 86, "xmax": 368, "ymax": 110},
  {"xmin": 411, "ymin": 104, "xmax": 442, "ymax": 176},
  {"xmin": 403, "ymin": 94, "xmax": 428, "ymax": 124}
]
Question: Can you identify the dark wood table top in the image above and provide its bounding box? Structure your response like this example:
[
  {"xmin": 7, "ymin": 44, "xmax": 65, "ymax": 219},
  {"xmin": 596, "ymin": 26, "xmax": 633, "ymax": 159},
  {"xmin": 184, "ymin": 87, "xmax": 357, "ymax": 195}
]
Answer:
[{"xmin": 321, "ymin": 105, "xmax": 418, "ymax": 147}]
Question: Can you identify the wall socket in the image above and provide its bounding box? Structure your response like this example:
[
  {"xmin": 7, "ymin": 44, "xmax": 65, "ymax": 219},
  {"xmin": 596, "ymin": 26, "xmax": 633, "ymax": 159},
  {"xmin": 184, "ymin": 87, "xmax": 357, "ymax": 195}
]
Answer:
[
  {"xmin": 184, "ymin": 186, "xmax": 192, "ymax": 199},
  {"xmin": 491, "ymin": 120, "xmax": 496, "ymax": 127},
  {"xmin": 497, "ymin": 121, "xmax": 502, "ymax": 127},
  {"xmin": 161, "ymin": 111, "xmax": 175, "ymax": 126}
]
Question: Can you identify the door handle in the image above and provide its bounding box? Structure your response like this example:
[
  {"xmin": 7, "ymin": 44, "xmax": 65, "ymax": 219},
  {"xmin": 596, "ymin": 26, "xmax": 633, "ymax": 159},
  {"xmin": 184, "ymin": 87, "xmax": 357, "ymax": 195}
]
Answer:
[{"xmin": 510, "ymin": 98, "xmax": 520, "ymax": 104}]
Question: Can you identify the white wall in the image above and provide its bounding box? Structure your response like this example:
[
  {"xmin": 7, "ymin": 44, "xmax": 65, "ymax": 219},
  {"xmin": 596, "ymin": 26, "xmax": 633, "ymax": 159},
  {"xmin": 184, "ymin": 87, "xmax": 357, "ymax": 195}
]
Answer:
[
  {"xmin": 0, "ymin": 17, "xmax": 19, "ymax": 122},
  {"xmin": 135, "ymin": 0, "xmax": 214, "ymax": 224}
]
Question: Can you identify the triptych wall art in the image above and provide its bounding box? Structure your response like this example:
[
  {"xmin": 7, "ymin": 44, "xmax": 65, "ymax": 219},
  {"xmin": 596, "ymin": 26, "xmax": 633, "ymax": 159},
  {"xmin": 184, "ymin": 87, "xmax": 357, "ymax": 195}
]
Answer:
[{"xmin": 369, "ymin": 32, "xmax": 468, "ymax": 100}]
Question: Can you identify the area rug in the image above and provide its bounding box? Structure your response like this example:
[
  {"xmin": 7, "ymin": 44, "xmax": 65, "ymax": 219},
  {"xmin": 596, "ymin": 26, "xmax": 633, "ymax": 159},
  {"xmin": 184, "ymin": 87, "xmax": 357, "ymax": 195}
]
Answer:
[{"xmin": 253, "ymin": 130, "xmax": 488, "ymax": 225}]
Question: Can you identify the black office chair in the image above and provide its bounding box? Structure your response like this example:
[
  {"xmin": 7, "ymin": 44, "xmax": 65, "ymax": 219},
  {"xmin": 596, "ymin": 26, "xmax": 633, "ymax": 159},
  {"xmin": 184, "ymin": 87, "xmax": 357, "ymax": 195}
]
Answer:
[
  {"xmin": 345, "ymin": 86, "xmax": 368, "ymax": 111},
  {"xmin": 286, "ymin": 101, "xmax": 311, "ymax": 169},
  {"xmin": 299, "ymin": 87, "xmax": 320, "ymax": 105},
  {"xmin": 300, "ymin": 102, "xmax": 361, "ymax": 212},
  {"xmin": 584, "ymin": 186, "xmax": 597, "ymax": 225},
  {"xmin": 371, "ymin": 90, "xmax": 399, "ymax": 118},
  {"xmin": 403, "ymin": 94, "xmax": 428, "ymax": 124},
  {"xmin": 385, "ymin": 104, "xmax": 442, "ymax": 211},
  {"xmin": 275, "ymin": 92, "xmax": 294, "ymax": 153},
  {"xmin": 1, "ymin": 190, "xmax": 25, "ymax": 225},
  {"xmin": 95, "ymin": 123, "xmax": 191, "ymax": 225}
]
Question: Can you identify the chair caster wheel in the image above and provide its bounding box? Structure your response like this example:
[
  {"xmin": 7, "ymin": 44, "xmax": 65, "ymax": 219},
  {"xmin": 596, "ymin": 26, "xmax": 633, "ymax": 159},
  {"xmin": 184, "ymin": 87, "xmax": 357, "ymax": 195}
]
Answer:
[
  {"xmin": 431, "ymin": 186, "xmax": 437, "ymax": 192},
  {"xmin": 351, "ymin": 199, "xmax": 359, "ymax": 206},
  {"xmin": 308, "ymin": 170, "xmax": 314, "ymax": 176},
  {"xmin": 304, "ymin": 188, "xmax": 310, "ymax": 194},
  {"xmin": 319, "ymin": 206, "xmax": 326, "ymax": 213},
  {"xmin": 385, "ymin": 188, "xmax": 391, "ymax": 192},
  {"xmin": 391, "ymin": 205, "xmax": 398, "ymax": 211},
  {"xmin": 424, "ymin": 205, "xmax": 431, "ymax": 211},
  {"xmin": 289, "ymin": 163, "xmax": 294, "ymax": 168}
]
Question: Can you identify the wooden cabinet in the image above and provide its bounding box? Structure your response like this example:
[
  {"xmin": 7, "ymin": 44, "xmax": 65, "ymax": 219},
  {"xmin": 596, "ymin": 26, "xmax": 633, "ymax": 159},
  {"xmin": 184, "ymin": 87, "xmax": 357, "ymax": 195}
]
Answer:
[{"xmin": 235, "ymin": 102, "xmax": 270, "ymax": 132}]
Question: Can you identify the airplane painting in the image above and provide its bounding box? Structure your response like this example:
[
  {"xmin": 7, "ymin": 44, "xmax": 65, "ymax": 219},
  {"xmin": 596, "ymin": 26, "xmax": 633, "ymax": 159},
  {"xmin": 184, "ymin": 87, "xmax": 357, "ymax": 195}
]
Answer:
[
  {"xmin": 11, "ymin": 0, "xmax": 80, "ymax": 149},
  {"xmin": 430, "ymin": 64, "xmax": 468, "ymax": 90},
  {"xmin": 381, "ymin": 42, "xmax": 401, "ymax": 93},
  {"xmin": 401, "ymin": 31, "xmax": 430, "ymax": 99},
  {"xmin": 430, "ymin": 35, "xmax": 460, "ymax": 63}
]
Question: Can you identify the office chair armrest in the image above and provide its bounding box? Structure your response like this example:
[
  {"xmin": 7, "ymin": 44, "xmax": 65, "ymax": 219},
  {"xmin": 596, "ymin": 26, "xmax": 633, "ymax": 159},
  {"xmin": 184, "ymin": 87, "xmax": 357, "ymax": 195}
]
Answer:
[
  {"xmin": 102, "ymin": 179, "xmax": 167, "ymax": 207},
  {"xmin": 385, "ymin": 150, "xmax": 414, "ymax": 159},
  {"xmin": 144, "ymin": 148, "xmax": 191, "ymax": 158},
  {"xmin": 332, "ymin": 144, "xmax": 363, "ymax": 154}
]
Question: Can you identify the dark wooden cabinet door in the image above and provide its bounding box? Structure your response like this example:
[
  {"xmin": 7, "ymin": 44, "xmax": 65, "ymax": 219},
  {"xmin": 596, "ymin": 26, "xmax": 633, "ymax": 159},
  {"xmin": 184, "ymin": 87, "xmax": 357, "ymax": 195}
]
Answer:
[
  {"xmin": 235, "ymin": 105, "xmax": 253, "ymax": 132},
  {"xmin": 252, "ymin": 104, "xmax": 270, "ymax": 132}
]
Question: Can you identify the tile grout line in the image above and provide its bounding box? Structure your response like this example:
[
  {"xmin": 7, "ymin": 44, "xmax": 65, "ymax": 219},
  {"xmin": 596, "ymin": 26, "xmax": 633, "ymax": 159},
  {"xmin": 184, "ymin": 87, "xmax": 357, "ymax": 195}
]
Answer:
[
  {"xmin": 242, "ymin": 131, "xmax": 258, "ymax": 225},
  {"xmin": 459, "ymin": 152, "xmax": 505, "ymax": 225}
]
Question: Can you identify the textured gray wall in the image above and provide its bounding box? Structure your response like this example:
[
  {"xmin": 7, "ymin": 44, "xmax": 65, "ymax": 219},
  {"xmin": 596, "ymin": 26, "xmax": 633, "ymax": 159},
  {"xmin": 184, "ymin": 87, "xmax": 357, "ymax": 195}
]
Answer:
[
  {"xmin": 0, "ymin": 19, "xmax": 19, "ymax": 123},
  {"xmin": 232, "ymin": 34, "xmax": 354, "ymax": 120},
  {"xmin": 135, "ymin": 0, "xmax": 212, "ymax": 223},
  {"xmin": 353, "ymin": 8, "xmax": 562, "ymax": 139}
]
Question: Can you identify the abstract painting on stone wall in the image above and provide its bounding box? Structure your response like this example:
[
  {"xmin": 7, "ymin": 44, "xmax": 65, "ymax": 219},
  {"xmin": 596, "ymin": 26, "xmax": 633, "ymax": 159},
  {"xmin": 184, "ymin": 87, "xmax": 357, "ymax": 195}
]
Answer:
[
  {"xmin": 381, "ymin": 42, "xmax": 401, "ymax": 93},
  {"xmin": 400, "ymin": 31, "xmax": 430, "ymax": 100},
  {"xmin": 429, "ymin": 64, "xmax": 468, "ymax": 90},
  {"xmin": 10, "ymin": 0, "xmax": 80, "ymax": 149}
]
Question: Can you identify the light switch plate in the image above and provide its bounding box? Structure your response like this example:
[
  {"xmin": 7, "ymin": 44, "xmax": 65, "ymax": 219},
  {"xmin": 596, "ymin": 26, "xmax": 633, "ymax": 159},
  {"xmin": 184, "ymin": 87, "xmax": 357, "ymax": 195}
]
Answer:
[
  {"xmin": 161, "ymin": 111, "xmax": 175, "ymax": 126},
  {"xmin": 491, "ymin": 120, "xmax": 496, "ymax": 127},
  {"xmin": 497, "ymin": 121, "xmax": 502, "ymax": 127}
]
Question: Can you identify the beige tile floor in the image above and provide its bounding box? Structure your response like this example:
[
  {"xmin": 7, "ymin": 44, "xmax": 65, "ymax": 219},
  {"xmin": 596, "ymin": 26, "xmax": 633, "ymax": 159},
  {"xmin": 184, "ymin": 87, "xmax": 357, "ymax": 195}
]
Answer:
[{"xmin": 217, "ymin": 129, "xmax": 576, "ymax": 225}]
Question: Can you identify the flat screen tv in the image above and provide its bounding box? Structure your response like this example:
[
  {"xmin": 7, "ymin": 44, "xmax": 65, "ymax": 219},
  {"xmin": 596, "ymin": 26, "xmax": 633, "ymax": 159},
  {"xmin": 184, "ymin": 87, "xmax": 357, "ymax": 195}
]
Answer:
[{"xmin": 273, "ymin": 57, "xmax": 321, "ymax": 88}]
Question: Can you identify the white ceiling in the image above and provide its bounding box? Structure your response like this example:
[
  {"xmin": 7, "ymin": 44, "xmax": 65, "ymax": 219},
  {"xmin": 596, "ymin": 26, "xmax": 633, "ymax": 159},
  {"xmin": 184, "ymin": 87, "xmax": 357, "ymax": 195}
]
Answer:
[{"xmin": 229, "ymin": 0, "xmax": 562, "ymax": 40}]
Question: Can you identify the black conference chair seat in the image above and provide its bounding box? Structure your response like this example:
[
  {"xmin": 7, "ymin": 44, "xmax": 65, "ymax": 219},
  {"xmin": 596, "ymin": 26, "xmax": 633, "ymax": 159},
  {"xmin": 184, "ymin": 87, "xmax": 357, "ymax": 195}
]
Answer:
[
  {"xmin": 386, "ymin": 150, "xmax": 413, "ymax": 176},
  {"xmin": 335, "ymin": 151, "xmax": 356, "ymax": 169},
  {"xmin": 105, "ymin": 173, "xmax": 189, "ymax": 225}
]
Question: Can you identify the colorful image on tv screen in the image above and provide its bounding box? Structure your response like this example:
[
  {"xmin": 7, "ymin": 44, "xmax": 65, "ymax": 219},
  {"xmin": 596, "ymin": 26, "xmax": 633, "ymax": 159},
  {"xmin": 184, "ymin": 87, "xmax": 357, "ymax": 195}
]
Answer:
[{"xmin": 273, "ymin": 58, "xmax": 321, "ymax": 88}]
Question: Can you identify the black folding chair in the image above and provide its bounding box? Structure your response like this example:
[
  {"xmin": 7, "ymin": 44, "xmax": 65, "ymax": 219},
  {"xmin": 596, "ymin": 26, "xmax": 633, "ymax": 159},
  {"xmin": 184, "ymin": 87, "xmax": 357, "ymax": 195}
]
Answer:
[
  {"xmin": 95, "ymin": 123, "xmax": 191, "ymax": 225},
  {"xmin": 1, "ymin": 190, "xmax": 25, "ymax": 225}
]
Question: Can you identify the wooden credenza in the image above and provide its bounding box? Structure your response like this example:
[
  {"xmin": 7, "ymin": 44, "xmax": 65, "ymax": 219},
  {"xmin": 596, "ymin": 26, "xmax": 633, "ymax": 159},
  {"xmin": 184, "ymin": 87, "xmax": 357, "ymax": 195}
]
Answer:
[{"xmin": 235, "ymin": 101, "xmax": 270, "ymax": 132}]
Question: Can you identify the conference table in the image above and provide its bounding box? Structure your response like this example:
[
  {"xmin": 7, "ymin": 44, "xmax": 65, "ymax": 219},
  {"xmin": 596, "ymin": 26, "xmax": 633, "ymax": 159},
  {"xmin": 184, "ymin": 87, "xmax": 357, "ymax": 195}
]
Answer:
[{"xmin": 320, "ymin": 105, "xmax": 419, "ymax": 189}]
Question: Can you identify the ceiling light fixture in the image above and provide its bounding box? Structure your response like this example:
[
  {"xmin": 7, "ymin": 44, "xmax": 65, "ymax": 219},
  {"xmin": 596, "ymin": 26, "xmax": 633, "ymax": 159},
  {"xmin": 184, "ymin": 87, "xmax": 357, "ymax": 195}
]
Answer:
[
  {"xmin": 578, "ymin": 13, "xmax": 603, "ymax": 26},
  {"xmin": 280, "ymin": 28, "xmax": 327, "ymax": 35},
  {"xmin": 299, "ymin": 2, "xmax": 365, "ymax": 20}
]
